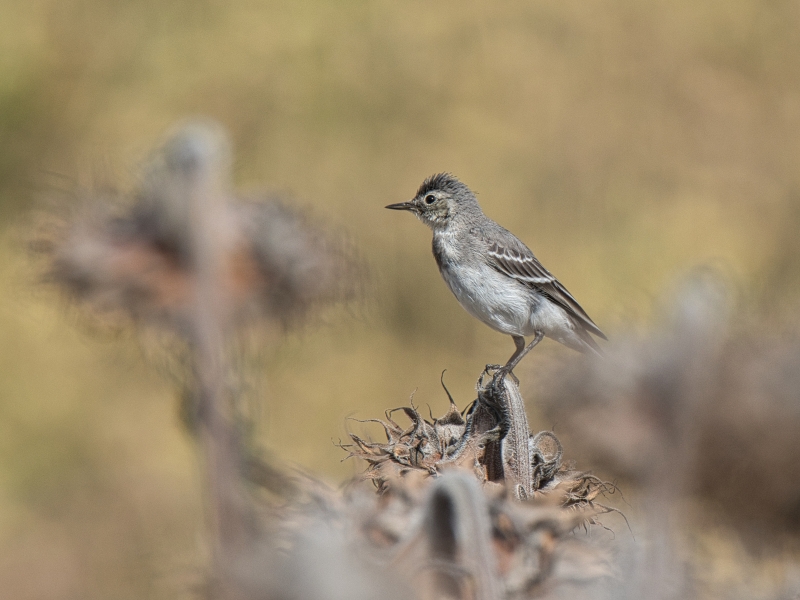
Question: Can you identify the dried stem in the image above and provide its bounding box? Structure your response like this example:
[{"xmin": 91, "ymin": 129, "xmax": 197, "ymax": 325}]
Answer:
[
  {"xmin": 162, "ymin": 123, "xmax": 252, "ymax": 595},
  {"xmin": 420, "ymin": 473, "xmax": 502, "ymax": 600},
  {"xmin": 492, "ymin": 372, "xmax": 534, "ymax": 500}
]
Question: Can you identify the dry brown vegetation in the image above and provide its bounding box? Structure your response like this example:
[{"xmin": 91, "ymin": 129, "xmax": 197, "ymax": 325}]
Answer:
[
  {"xmin": 33, "ymin": 122, "xmax": 622, "ymax": 599},
  {"xmin": 23, "ymin": 122, "xmax": 799, "ymax": 599},
  {"xmin": 3, "ymin": 1, "xmax": 800, "ymax": 598}
]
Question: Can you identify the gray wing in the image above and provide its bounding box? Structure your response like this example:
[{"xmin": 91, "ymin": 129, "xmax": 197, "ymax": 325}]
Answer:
[{"xmin": 485, "ymin": 236, "xmax": 607, "ymax": 341}]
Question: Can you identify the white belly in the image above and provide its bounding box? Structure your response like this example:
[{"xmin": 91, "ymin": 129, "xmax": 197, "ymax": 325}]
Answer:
[
  {"xmin": 440, "ymin": 262, "xmax": 536, "ymax": 336},
  {"xmin": 434, "ymin": 231, "xmax": 578, "ymax": 343}
]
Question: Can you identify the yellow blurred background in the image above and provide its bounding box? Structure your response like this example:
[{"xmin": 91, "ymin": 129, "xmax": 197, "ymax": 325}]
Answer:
[{"xmin": 2, "ymin": 0, "xmax": 800, "ymax": 597}]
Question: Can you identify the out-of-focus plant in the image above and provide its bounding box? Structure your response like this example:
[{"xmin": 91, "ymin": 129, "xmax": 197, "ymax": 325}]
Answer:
[
  {"xmin": 40, "ymin": 121, "xmax": 360, "ymax": 333},
  {"xmin": 533, "ymin": 269, "xmax": 800, "ymax": 599},
  {"xmin": 538, "ymin": 269, "xmax": 800, "ymax": 537},
  {"xmin": 35, "ymin": 120, "xmax": 363, "ymax": 598}
]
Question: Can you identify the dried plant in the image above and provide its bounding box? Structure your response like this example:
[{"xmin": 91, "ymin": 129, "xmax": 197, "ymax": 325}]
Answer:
[
  {"xmin": 335, "ymin": 369, "xmax": 622, "ymax": 599},
  {"xmin": 36, "ymin": 120, "xmax": 361, "ymax": 335},
  {"xmin": 235, "ymin": 461, "xmax": 613, "ymax": 600},
  {"xmin": 34, "ymin": 120, "xmax": 364, "ymax": 600},
  {"xmin": 32, "ymin": 121, "xmax": 800, "ymax": 600},
  {"xmin": 343, "ymin": 369, "xmax": 618, "ymax": 512},
  {"xmin": 536, "ymin": 268, "xmax": 800, "ymax": 539}
]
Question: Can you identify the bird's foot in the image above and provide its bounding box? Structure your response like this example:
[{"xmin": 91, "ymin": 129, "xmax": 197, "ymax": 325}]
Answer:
[
  {"xmin": 482, "ymin": 363, "xmax": 519, "ymax": 387},
  {"xmin": 498, "ymin": 366, "xmax": 519, "ymax": 386}
]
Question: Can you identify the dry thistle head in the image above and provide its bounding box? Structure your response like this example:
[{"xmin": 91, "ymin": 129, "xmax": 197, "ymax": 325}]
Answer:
[
  {"xmin": 341, "ymin": 371, "xmax": 620, "ymax": 518},
  {"xmin": 345, "ymin": 467, "xmax": 613, "ymax": 600},
  {"xmin": 236, "ymin": 463, "xmax": 612, "ymax": 600},
  {"xmin": 36, "ymin": 119, "xmax": 362, "ymax": 334}
]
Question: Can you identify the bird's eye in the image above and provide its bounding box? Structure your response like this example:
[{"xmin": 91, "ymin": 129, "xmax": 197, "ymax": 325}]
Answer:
[{"xmin": 424, "ymin": 194, "xmax": 436, "ymax": 204}]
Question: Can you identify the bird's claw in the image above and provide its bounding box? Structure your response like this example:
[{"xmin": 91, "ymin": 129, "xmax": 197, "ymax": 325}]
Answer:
[
  {"xmin": 481, "ymin": 363, "xmax": 519, "ymax": 387},
  {"xmin": 496, "ymin": 367, "xmax": 519, "ymax": 387}
]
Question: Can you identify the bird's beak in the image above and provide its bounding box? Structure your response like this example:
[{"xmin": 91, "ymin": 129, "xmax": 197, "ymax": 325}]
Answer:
[{"xmin": 385, "ymin": 201, "xmax": 417, "ymax": 212}]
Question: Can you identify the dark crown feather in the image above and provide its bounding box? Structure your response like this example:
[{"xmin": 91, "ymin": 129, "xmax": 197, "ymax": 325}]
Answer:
[{"xmin": 416, "ymin": 173, "xmax": 472, "ymax": 199}]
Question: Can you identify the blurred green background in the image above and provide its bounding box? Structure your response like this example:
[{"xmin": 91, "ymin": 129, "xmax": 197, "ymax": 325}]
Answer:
[{"xmin": 2, "ymin": 0, "xmax": 800, "ymax": 597}]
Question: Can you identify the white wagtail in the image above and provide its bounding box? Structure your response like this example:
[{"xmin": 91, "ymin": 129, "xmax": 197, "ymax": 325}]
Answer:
[{"xmin": 386, "ymin": 173, "xmax": 606, "ymax": 371}]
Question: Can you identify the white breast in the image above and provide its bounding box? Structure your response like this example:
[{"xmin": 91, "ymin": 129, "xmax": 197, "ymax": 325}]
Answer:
[{"xmin": 436, "ymin": 234, "xmax": 537, "ymax": 337}]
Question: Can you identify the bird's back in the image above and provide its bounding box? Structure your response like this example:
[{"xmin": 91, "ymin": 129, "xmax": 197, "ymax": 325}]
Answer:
[{"xmin": 452, "ymin": 215, "xmax": 606, "ymax": 346}]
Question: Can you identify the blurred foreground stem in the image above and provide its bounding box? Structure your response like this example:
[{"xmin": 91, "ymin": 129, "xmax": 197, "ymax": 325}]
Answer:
[{"xmin": 174, "ymin": 123, "xmax": 252, "ymax": 597}]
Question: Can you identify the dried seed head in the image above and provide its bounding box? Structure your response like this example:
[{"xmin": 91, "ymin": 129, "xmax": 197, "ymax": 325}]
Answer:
[
  {"xmin": 37, "ymin": 120, "xmax": 363, "ymax": 333},
  {"xmin": 135, "ymin": 120, "xmax": 234, "ymax": 263},
  {"xmin": 342, "ymin": 372, "xmax": 616, "ymax": 517}
]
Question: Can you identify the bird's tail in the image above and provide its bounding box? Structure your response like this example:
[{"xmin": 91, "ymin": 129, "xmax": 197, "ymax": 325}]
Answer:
[{"xmin": 571, "ymin": 325, "xmax": 605, "ymax": 356}]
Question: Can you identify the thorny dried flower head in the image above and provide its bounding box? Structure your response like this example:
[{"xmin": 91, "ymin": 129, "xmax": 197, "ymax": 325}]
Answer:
[
  {"xmin": 36, "ymin": 119, "xmax": 362, "ymax": 334},
  {"xmin": 342, "ymin": 370, "xmax": 621, "ymax": 515},
  {"xmin": 333, "ymin": 370, "xmax": 622, "ymax": 600},
  {"xmin": 238, "ymin": 461, "xmax": 614, "ymax": 600}
]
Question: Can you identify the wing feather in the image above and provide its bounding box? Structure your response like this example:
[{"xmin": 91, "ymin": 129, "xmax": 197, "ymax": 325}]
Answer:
[{"xmin": 486, "ymin": 239, "xmax": 607, "ymax": 341}]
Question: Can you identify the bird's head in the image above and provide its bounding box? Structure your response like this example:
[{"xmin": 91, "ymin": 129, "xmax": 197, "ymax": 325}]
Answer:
[{"xmin": 385, "ymin": 173, "xmax": 480, "ymax": 230}]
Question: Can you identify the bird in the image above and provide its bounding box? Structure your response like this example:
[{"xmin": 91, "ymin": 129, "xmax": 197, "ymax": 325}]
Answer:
[{"xmin": 385, "ymin": 173, "xmax": 606, "ymax": 372}]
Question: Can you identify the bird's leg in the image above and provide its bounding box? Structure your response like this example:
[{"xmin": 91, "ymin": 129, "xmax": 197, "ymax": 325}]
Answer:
[
  {"xmin": 488, "ymin": 333, "xmax": 544, "ymax": 386},
  {"xmin": 506, "ymin": 335, "xmax": 527, "ymax": 367},
  {"xmin": 485, "ymin": 337, "xmax": 525, "ymax": 380},
  {"xmin": 503, "ymin": 331, "xmax": 544, "ymax": 373},
  {"xmin": 488, "ymin": 336, "xmax": 525, "ymax": 387}
]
